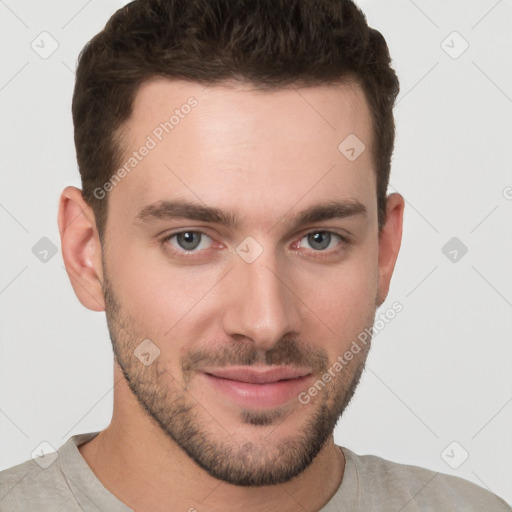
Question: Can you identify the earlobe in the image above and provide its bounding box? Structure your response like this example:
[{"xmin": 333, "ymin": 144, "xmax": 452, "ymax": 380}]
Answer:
[
  {"xmin": 376, "ymin": 193, "xmax": 405, "ymax": 307},
  {"xmin": 58, "ymin": 186, "xmax": 106, "ymax": 312}
]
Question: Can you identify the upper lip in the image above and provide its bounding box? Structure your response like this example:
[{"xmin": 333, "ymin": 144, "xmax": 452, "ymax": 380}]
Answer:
[{"xmin": 202, "ymin": 366, "xmax": 312, "ymax": 384}]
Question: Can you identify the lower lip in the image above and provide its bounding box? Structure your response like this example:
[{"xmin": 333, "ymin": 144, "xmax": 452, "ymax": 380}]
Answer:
[{"xmin": 201, "ymin": 373, "xmax": 312, "ymax": 409}]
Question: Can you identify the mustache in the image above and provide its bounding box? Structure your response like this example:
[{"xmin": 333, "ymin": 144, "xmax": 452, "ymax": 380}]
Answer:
[{"xmin": 181, "ymin": 336, "xmax": 329, "ymax": 375}]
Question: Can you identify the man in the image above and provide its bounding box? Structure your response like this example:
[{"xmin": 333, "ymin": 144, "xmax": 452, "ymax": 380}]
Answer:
[{"xmin": 0, "ymin": 0, "xmax": 510, "ymax": 510}]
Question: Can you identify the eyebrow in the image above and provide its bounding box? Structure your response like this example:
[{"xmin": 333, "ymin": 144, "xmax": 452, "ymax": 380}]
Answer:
[{"xmin": 135, "ymin": 198, "xmax": 367, "ymax": 231}]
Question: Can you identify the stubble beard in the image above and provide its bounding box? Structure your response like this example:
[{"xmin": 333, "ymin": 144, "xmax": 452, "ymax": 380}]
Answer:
[{"xmin": 102, "ymin": 269, "xmax": 374, "ymax": 487}]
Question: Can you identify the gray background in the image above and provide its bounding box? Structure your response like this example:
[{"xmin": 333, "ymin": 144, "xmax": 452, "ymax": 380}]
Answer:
[{"xmin": 0, "ymin": 0, "xmax": 511, "ymax": 505}]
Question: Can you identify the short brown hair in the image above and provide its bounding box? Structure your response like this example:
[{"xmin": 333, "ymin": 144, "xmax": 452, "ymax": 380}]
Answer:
[{"xmin": 72, "ymin": 0, "xmax": 399, "ymax": 241}]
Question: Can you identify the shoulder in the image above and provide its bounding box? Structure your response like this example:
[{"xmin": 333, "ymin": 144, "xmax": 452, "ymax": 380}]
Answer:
[
  {"xmin": 0, "ymin": 432, "xmax": 100, "ymax": 511},
  {"xmin": 341, "ymin": 447, "xmax": 511, "ymax": 511},
  {"xmin": 0, "ymin": 456, "xmax": 71, "ymax": 511}
]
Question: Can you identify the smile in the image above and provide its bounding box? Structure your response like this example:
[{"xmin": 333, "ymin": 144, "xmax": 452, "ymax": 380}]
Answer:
[{"xmin": 200, "ymin": 366, "xmax": 313, "ymax": 409}]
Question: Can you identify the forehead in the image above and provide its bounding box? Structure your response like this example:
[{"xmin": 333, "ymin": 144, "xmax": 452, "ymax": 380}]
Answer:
[
  {"xmin": 110, "ymin": 78, "xmax": 376, "ymax": 228},
  {"xmin": 126, "ymin": 77, "xmax": 372, "ymax": 154}
]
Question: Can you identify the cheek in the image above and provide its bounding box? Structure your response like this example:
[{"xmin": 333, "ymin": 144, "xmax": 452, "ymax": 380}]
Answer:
[
  {"xmin": 106, "ymin": 229, "xmax": 378, "ymax": 356},
  {"xmin": 297, "ymin": 247, "xmax": 378, "ymax": 348},
  {"xmin": 106, "ymin": 242, "xmax": 224, "ymax": 337},
  {"xmin": 310, "ymin": 245, "xmax": 377, "ymax": 305}
]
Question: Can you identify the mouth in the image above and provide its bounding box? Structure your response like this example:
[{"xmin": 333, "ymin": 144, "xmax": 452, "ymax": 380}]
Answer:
[{"xmin": 200, "ymin": 365, "xmax": 313, "ymax": 409}]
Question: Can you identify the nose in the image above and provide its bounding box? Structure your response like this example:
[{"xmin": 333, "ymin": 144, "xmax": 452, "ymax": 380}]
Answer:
[{"xmin": 221, "ymin": 247, "xmax": 303, "ymax": 352}]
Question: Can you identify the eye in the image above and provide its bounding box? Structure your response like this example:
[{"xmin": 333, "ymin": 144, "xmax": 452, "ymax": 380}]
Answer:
[
  {"xmin": 297, "ymin": 231, "xmax": 346, "ymax": 252},
  {"xmin": 163, "ymin": 230, "xmax": 213, "ymax": 253}
]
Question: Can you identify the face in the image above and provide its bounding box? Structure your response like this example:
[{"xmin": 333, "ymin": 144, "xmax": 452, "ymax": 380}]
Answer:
[{"xmin": 100, "ymin": 78, "xmax": 383, "ymax": 486}]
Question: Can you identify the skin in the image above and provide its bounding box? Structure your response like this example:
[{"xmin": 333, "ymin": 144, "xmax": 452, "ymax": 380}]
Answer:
[{"xmin": 58, "ymin": 78, "xmax": 404, "ymax": 512}]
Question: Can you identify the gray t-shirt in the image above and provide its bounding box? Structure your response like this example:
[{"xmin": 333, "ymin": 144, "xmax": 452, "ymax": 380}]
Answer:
[{"xmin": 0, "ymin": 432, "xmax": 510, "ymax": 511}]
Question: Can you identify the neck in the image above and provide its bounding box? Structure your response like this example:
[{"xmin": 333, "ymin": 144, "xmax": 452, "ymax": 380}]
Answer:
[{"xmin": 78, "ymin": 369, "xmax": 345, "ymax": 512}]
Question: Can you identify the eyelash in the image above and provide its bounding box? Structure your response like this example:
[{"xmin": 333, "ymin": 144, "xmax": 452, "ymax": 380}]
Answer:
[{"xmin": 160, "ymin": 229, "xmax": 351, "ymax": 260}]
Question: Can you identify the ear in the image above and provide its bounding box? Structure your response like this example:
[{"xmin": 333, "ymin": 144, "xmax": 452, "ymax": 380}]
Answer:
[
  {"xmin": 58, "ymin": 186, "xmax": 105, "ymax": 312},
  {"xmin": 376, "ymin": 193, "xmax": 404, "ymax": 306}
]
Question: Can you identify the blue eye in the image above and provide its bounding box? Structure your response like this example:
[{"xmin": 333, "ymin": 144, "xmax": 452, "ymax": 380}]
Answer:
[
  {"xmin": 161, "ymin": 229, "xmax": 348, "ymax": 260},
  {"xmin": 299, "ymin": 231, "xmax": 344, "ymax": 251},
  {"xmin": 164, "ymin": 231, "xmax": 213, "ymax": 252}
]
